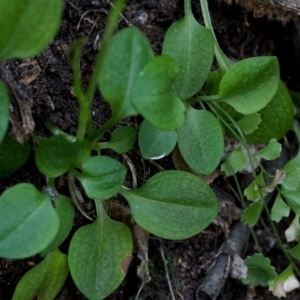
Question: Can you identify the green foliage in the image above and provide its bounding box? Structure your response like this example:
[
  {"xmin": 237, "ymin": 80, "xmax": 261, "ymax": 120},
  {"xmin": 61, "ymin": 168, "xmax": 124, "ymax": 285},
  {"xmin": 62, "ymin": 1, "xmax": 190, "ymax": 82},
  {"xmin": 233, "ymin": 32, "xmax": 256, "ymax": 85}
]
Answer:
[
  {"xmin": 271, "ymin": 194, "xmax": 290, "ymax": 223},
  {"xmin": 243, "ymin": 254, "xmax": 277, "ymax": 287},
  {"xmin": 120, "ymin": 171, "xmax": 218, "ymax": 240},
  {"xmin": 0, "ymin": 0, "xmax": 62, "ymax": 61},
  {"xmin": 138, "ymin": 120, "xmax": 177, "ymax": 159},
  {"xmin": 236, "ymin": 113, "xmax": 261, "ymax": 134},
  {"xmin": 244, "ymin": 172, "xmax": 266, "ymax": 200},
  {"xmin": 286, "ymin": 243, "xmax": 300, "ymax": 260},
  {"xmin": 0, "ymin": 184, "xmax": 59, "ymax": 258},
  {"xmin": 68, "ymin": 202, "xmax": 132, "ymax": 300},
  {"xmin": 75, "ymin": 156, "xmax": 127, "ymax": 200},
  {"xmin": 0, "ymin": 135, "xmax": 30, "ymax": 180},
  {"xmin": 100, "ymin": 126, "xmax": 136, "ymax": 154},
  {"xmin": 241, "ymin": 201, "xmax": 263, "ymax": 227},
  {"xmin": 1, "ymin": 0, "xmax": 300, "ymax": 297},
  {"xmin": 40, "ymin": 195, "xmax": 75, "ymax": 256},
  {"xmin": 36, "ymin": 135, "xmax": 91, "ymax": 178},
  {"xmin": 255, "ymin": 139, "xmax": 282, "ymax": 160},
  {"xmin": 177, "ymin": 107, "xmax": 224, "ymax": 175},
  {"xmin": 0, "ymin": 81, "xmax": 9, "ymax": 144},
  {"xmin": 282, "ymin": 190, "xmax": 300, "ymax": 216},
  {"xmin": 219, "ymin": 56, "xmax": 279, "ymax": 114},
  {"xmin": 132, "ymin": 55, "xmax": 186, "ymax": 130},
  {"xmin": 244, "ymin": 81, "xmax": 294, "ymax": 143},
  {"xmin": 98, "ymin": 27, "xmax": 154, "ymax": 120},
  {"xmin": 12, "ymin": 249, "xmax": 69, "ymax": 300},
  {"xmin": 221, "ymin": 145, "xmax": 247, "ymax": 176},
  {"xmin": 162, "ymin": 4, "xmax": 214, "ymax": 99}
]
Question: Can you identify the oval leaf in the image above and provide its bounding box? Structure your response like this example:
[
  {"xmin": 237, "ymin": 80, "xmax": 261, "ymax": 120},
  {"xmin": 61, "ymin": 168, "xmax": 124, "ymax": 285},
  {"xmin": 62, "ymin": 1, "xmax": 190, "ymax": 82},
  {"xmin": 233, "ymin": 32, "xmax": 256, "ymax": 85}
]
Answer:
[
  {"xmin": 0, "ymin": 183, "xmax": 59, "ymax": 259},
  {"xmin": 162, "ymin": 11, "xmax": 214, "ymax": 99},
  {"xmin": 76, "ymin": 156, "xmax": 126, "ymax": 200},
  {"xmin": 98, "ymin": 27, "xmax": 154, "ymax": 119},
  {"xmin": 245, "ymin": 81, "xmax": 294, "ymax": 143},
  {"xmin": 36, "ymin": 135, "xmax": 91, "ymax": 178},
  {"xmin": 139, "ymin": 119, "xmax": 177, "ymax": 159},
  {"xmin": 0, "ymin": 80, "xmax": 9, "ymax": 143},
  {"xmin": 100, "ymin": 126, "xmax": 136, "ymax": 154},
  {"xmin": 69, "ymin": 203, "xmax": 133, "ymax": 300},
  {"xmin": 40, "ymin": 195, "xmax": 75, "ymax": 256},
  {"xmin": 177, "ymin": 107, "xmax": 224, "ymax": 175},
  {"xmin": 132, "ymin": 55, "xmax": 186, "ymax": 130},
  {"xmin": 219, "ymin": 56, "xmax": 279, "ymax": 114},
  {"xmin": 12, "ymin": 249, "xmax": 68, "ymax": 300},
  {"xmin": 120, "ymin": 171, "xmax": 219, "ymax": 240},
  {"xmin": 0, "ymin": 135, "xmax": 30, "ymax": 181},
  {"xmin": 0, "ymin": 0, "xmax": 62, "ymax": 61}
]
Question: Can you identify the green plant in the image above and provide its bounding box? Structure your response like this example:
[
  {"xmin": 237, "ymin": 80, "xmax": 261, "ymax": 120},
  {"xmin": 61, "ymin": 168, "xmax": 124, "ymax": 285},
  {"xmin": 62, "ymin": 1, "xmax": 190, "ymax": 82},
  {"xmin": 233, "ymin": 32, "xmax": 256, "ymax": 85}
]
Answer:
[{"xmin": 0, "ymin": 0, "xmax": 300, "ymax": 299}]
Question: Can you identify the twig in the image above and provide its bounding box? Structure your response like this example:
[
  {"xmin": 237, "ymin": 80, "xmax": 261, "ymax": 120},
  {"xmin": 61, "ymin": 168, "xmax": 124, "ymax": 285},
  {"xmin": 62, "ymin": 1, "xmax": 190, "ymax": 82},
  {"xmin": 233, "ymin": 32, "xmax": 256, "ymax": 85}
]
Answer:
[
  {"xmin": 196, "ymin": 222, "xmax": 249, "ymax": 300},
  {"xmin": 159, "ymin": 240, "xmax": 176, "ymax": 300}
]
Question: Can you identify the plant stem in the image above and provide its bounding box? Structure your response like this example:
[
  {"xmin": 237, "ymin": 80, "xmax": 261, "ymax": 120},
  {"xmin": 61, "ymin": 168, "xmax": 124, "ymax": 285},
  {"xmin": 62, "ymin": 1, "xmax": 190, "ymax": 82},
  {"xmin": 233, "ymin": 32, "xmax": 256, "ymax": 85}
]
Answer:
[
  {"xmin": 87, "ymin": 115, "xmax": 118, "ymax": 142},
  {"xmin": 43, "ymin": 118, "xmax": 76, "ymax": 141},
  {"xmin": 196, "ymin": 94, "xmax": 221, "ymax": 102},
  {"xmin": 262, "ymin": 199, "xmax": 300, "ymax": 277},
  {"xmin": 94, "ymin": 199, "xmax": 102, "ymax": 215},
  {"xmin": 76, "ymin": 0, "xmax": 125, "ymax": 141},
  {"xmin": 208, "ymin": 102, "xmax": 263, "ymax": 252},
  {"xmin": 184, "ymin": 0, "xmax": 192, "ymax": 15},
  {"xmin": 199, "ymin": 0, "xmax": 232, "ymax": 73}
]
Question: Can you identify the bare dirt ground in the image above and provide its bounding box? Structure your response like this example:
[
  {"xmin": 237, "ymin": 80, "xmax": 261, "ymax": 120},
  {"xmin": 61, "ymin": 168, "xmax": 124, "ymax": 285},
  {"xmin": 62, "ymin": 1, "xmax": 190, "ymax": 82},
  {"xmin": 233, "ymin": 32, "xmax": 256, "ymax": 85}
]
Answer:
[{"xmin": 1, "ymin": 0, "xmax": 300, "ymax": 299}]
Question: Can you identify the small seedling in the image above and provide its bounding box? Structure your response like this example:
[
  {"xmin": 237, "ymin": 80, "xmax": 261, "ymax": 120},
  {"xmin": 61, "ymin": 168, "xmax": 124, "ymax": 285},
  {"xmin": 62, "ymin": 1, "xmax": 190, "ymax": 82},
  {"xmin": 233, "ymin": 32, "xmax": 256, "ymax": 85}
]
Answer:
[{"xmin": 0, "ymin": 0, "xmax": 299, "ymax": 299}]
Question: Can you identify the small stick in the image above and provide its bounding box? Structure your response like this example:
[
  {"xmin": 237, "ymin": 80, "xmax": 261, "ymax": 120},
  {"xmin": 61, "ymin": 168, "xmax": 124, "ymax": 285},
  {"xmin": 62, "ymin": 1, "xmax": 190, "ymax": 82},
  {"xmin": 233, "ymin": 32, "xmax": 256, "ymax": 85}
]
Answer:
[{"xmin": 159, "ymin": 240, "xmax": 176, "ymax": 300}]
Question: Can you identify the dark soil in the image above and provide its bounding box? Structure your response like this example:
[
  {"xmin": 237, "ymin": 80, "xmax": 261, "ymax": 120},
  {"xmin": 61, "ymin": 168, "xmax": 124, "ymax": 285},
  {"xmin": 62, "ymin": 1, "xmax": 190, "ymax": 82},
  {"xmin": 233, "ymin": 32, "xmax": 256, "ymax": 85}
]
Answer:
[{"xmin": 1, "ymin": 0, "xmax": 300, "ymax": 299}]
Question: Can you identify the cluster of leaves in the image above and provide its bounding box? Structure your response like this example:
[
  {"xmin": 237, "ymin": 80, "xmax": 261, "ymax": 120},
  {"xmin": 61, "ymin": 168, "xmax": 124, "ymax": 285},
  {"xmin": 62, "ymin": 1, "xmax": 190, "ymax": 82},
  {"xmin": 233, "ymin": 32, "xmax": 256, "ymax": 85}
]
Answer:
[{"xmin": 0, "ymin": 0, "xmax": 299, "ymax": 299}]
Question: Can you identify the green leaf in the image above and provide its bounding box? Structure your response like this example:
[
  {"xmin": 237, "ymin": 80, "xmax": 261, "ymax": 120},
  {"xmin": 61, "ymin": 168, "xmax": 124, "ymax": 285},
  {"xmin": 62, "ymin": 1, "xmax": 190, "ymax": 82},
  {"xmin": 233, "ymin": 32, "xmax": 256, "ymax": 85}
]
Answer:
[
  {"xmin": 255, "ymin": 139, "xmax": 282, "ymax": 160},
  {"xmin": 120, "ymin": 171, "xmax": 218, "ymax": 240},
  {"xmin": 244, "ymin": 172, "xmax": 266, "ymax": 200},
  {"xmin": 271, "ymin": 194, "xmax": 290, "ymax": 222},
  {"xmin": 177, "ymin": 107, "xmax": 223, "ymax": 175},
  {"xmin": 100, "ymin": 126, "xmax": 136, "ymax": 154},
  {"xmin": 36, "ymin": 135, "xmax": 91, "ymax": 178},
  {"xmin": 76, "ymin": 156, "xmax": 126, "ymax": 200},
  {"xmin": 203, "ymin": 71, "xmax": 222, "ymax": 95},
  {"xmin": 98, "ymin": 27, "xmax": 154, "ymax": 119},
  {"xmin": 69, "ymin": 202, "xmax": 133, "ymax": 300},
  {"xmin": 0, "ymin": 0, "xmax": 62, "ymax": 61},
  {"xmin": 40, "ymin": 195, "xmax": 75, "ymax": 256},
  {"xmin": 243, "ymin": 253, "xmax": 277, "ymax": 287},
  {"xmin": 0, "ymin": 183, "xmax": 59, "ymax": 259},
  {"xmin": 12, "ymin": 249, "xmax": 68, "ymax": 300},
  {"xmin": 245, "ymin": 81, "xmax": 294, "ymax": 143},
  {"xmin": 236, "ymin": 113, "xmax": 261, "ymax": 134},
  {"xmin": 0, "ymin": 135, "xmax": 30, "ymax": 181},
  {"xmin": 284, "ymin": 151, "xmax": 300, "ymax": 173},
  {"xmin": 162, "ymin": 9, "xmax": 214, "ymax": 99},
  {"xmin": 271, "ymin": 194, "xmax": 290, "ymax": 223},
  {"xmin": 219, "ymin": 56, "xmax": 279, "ymax": 114},
  {"xmin": 138, "ymin": 120, "xmax": 177, "ymax": 159},
  {"xmin": 0, "ymin": 80, "xmax": 9, "ymax": 144},
  {"xmin": 282, "ymin": 190, "xmax": 300, "ymax": 216},
  {"xmin": 286, "ymin": 243, "xmax": 300, "ymax": 260},
  {"xmin": 241, "ymin": 201, "xmax": 263, "ymax": 227},
  {"xmin": 132, "ymin": 55, "xmax": 186, "ymax": 130},
  {"xmin": 281, "ymin": 168, "xmax": 300, "ymax": 191},
  {"xmin": 221, "ymin": 145, "xmax": 247, "ymax": 176}
]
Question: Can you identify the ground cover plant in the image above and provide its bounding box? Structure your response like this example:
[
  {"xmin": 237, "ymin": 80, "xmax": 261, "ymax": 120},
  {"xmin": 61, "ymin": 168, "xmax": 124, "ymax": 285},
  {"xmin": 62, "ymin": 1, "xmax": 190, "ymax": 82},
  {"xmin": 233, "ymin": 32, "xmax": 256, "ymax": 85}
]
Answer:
[{"xmin": 1, "ymin": 0, "xmax": 300, "ymax": 299}]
